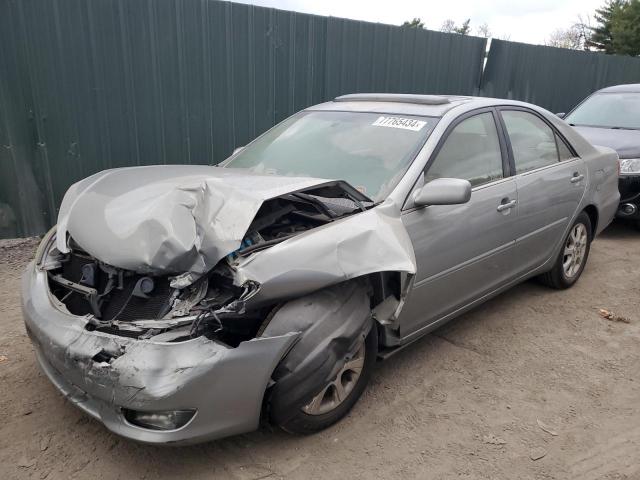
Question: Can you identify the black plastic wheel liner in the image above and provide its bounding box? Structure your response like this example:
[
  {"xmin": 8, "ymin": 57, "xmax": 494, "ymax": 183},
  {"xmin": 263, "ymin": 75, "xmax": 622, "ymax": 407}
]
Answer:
[{"xmin": 261, "ymin": 280, "xmax": 373, "ymax": 424}]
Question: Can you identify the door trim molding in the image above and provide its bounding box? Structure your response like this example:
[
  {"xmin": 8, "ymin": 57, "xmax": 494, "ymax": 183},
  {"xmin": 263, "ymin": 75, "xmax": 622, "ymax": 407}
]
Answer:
[{"xmin": 412, "ymin": 240, "xmax": 516, "ymax": 289}]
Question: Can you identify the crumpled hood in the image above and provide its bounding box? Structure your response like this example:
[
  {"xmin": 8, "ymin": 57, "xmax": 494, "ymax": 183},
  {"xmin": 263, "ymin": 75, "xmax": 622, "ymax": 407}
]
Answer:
[
  {"xmin": 56, "ymin": 165, "xmax": 330, "ymax": 276},
  {"xmin": 573, "ymin": 126, "xmax": 640, "ymax": 159}
]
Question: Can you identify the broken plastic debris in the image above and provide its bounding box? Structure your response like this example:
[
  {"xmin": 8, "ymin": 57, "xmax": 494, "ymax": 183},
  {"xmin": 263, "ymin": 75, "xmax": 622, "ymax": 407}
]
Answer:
[
  {"xmin": 536, "ymin": 419, "xmax": 558, "ymax": 436},
  {"xmin": 598, "ymin": 308, "xmax": 631, "ymax": 323},
  {"xmin": 529, "ymin": 447, "xmax": 547, "ymax": 461}
]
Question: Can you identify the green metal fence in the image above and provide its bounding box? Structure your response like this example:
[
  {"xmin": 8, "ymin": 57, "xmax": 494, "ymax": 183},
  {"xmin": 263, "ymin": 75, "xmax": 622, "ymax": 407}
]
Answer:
[
  {"xmin": 1, "ymin": 0, "xmax": 640, "ymax": 239},
  {"xmin": 0, "ymin": 0, "xmax": 487, "ymax": 238},
  {"xmin": 481, "ymin": 39, "xmax": 640, "ymax": 113}
]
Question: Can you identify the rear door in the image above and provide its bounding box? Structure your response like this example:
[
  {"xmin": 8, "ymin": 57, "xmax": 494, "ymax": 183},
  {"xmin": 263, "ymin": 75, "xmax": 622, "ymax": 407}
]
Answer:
[
  {"xmin": 399, "ymin": 109, "xmax": 518, "ymax": 338},
  {"xmin": 498, "ymin": 108, "xmax": 587, "ymax": 274}
]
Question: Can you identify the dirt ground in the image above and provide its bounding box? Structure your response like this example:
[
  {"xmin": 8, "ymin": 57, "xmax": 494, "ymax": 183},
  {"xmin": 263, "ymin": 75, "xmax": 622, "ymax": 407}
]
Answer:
[{"xmin": 0, "ymin": 223, "xmax": 638, "ymax": 480}]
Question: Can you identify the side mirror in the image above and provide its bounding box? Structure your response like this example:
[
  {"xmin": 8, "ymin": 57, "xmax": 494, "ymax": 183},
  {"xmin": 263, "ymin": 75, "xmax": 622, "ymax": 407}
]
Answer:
[
  {"xmin": 413, "ymin": 178, "xmax": 472, "ymax": 207},
  {"xmin": 555, "ymin": 112, "xmax": 566, "ymax": 119},
  {"xmin": 232, "ymin": 146, "xmax": 244, "ymax": 155}
]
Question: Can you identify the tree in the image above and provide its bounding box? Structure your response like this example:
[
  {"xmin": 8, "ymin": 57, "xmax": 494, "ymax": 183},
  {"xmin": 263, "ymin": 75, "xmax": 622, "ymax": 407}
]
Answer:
[
  {"xmin": 573, "ymin": 15, "xmax": 594, "ymax": 50},
  {"xmin": 611, "ymin": 0, "xmax": 640, "ymax": 55},
  {"xmin": 440, "ymin": 19, "xmax": 456, "ymax": 33},
  {"xmin": 476, "ymin": 23, "xmax": 491, "ymax": 38},
  {"xmin": 401, "ymin": 17, "xmax": 425, "ymax": 29},
  {"xmin": 545, "ymin": 25, "xmax": 587, "ymax": 49},
  {"xmin": 589, "ymin": 0, "xmax": 625, "ymax": 53},
  {"xmin": 454, "ymin": 19, "xmax": 471, "ymax": 35},
  {"xmin": 440, "ymin": 18, "xmax": 471, "ymax": 35}
]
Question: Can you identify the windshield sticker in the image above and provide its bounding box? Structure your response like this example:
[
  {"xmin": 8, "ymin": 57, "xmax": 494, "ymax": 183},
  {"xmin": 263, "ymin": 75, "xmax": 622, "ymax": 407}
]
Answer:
[{"xmin": 372, "ymin": 116, "xmax": 427, "ymax": 131}]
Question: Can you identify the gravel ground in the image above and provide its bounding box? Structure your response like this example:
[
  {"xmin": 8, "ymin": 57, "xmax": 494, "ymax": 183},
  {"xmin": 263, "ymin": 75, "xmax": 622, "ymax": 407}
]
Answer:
[{"xmin": 0, "ymin": 223, "xmax": 638, "ymax": 480}]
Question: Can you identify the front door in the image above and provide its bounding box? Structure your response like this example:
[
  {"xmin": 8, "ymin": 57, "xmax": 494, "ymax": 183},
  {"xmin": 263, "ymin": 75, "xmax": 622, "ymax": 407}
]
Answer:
[{"xmin": 399, "ymin": 110, "xmax": 518, "ymax": 338}]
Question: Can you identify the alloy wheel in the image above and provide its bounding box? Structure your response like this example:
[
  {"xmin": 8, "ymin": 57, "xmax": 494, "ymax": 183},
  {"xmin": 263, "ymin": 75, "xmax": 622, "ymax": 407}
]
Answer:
[
  {"xmin": 563, "ymin": 223, "xmax": 588, "ymax": 279},
  {"xmin": 302, "ymin": 343, "xmax": 365, "ymax": 416}
]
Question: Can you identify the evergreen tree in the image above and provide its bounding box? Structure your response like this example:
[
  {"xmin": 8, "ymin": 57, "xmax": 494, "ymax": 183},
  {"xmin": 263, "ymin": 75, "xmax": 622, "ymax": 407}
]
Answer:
[
  {"xmin": 589, "ymin": 0, "xmax": 625, "ymax": 53},
  {"xmin": 454, "ymin": 19, "xmax": 471, "ymax": 35},
  {"xmin": 611, "ymin": 0, "xmax": 640, "ymax": 55},
  {"xmin": 401, "ymin": 18, "xmax": 425, "ymax": 29}
]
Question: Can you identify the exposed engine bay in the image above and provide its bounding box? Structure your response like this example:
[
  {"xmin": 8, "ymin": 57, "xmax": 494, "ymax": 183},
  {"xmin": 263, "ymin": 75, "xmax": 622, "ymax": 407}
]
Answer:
[{"xmin": 46, "ymin": 184, "xmax": 373, "ymax": 345}]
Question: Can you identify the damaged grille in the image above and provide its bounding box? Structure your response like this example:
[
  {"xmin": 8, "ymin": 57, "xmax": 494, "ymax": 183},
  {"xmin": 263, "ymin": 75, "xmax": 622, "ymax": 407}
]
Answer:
[
  {"xmin": 101, "ymin": 277, "xmax": 172, "ymax": 321},
  {"xmin": 49, "ymin": 252, "xmax": 173, "ymax": 322},
  {"xmin": 46, "ymin": 249, "xmax": 263, "ymax": 345}
]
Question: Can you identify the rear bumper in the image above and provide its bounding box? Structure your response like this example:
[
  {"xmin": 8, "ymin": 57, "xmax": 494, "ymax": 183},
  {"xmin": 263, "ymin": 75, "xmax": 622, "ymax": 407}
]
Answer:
[{"xmin": 22, "ymin": 263, "xmax": 297, "ymax": 445}]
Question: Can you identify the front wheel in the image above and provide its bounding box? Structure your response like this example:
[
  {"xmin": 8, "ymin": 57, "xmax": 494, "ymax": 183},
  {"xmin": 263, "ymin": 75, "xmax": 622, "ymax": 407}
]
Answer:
[
  {"xmin": 275, "ymin": 323, "xmax": 377, "ymax": 435},
  {"xmin": 539, "ymin": 212, "xmax": 592, "ymax": 289}
]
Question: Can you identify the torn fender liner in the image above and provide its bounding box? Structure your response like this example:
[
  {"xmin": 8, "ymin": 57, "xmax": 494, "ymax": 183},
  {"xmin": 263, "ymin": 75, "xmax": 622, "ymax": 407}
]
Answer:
[
  {"xmin": 56, "ymin": 166, "xmax": 329, "ymax": 277},
  {"xmin": 233, "ymin": 200, "xmax": 417, "ymax": 303},
  {"xmin": 261, "ymin": 280, "xmax": 373, "ymax": 423}
]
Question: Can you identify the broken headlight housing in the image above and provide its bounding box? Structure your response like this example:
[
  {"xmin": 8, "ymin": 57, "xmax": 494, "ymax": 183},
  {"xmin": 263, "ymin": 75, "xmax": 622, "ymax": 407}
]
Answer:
[
  {"xmin": 620, "ymin": 158, "xmax": 640, "ymax": 175},
  {"xmin": 34, "ymin": 226, "xmax": 58, "ymax": 269}
]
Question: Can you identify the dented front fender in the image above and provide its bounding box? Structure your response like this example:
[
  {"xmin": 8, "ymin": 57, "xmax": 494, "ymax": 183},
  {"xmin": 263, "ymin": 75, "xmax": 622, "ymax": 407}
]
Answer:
[{"xmin": 232, "ymin": 200, "xmax": 417, "ymax": 305}]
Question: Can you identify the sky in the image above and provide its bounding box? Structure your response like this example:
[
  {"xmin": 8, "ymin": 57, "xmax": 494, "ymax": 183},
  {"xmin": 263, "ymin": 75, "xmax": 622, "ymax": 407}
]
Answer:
[{"xmin": 232, "ymin": 0, "xmax": 604, "ymax": 45}]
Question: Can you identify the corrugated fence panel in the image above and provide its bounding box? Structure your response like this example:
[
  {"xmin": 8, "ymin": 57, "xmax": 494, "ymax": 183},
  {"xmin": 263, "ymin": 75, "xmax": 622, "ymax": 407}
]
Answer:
[
  {"xmin": 481, "ymin": 39, "xmax": 640, "ymax": 113},
  {"xmin": 4, "ymin": 0, "xmax": 640, "ymax": 239},
  {"xmin": 1, "ymin": 0, "xmax": 487, "ymax": 238},
  {"xmin": 324, "ymin": 18, "xmax": 486, "ymax": 98},
  {"xmin": 0, "ymin": 0, "xmax": 49, "ymax": 238}
]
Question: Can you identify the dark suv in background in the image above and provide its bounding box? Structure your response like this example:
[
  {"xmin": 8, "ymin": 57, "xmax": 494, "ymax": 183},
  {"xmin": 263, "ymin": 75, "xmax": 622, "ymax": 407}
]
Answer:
[{"xmin": 562, "ymin": 84, "xmax": 640, "ymax": 229}]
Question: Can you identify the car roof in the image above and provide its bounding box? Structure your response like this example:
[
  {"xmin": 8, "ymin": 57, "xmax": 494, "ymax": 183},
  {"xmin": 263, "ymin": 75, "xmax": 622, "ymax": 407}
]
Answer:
[
  {"xmin": 306, "ymin": 93, "xmax": 540, "ymax": 117},
  {"xmin": 595, "ymin": 83, "xmax": 640, "ymax": 94}
]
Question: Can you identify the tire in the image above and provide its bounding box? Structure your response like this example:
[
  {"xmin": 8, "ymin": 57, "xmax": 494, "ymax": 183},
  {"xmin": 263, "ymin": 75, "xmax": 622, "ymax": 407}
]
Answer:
[
  {"xmin": 275, "ymin": 322, "xmax": 377, "ymax": 435},
  {"xmin": 539, "ymin": 211, "xmax": 592, "ymax": 289}
]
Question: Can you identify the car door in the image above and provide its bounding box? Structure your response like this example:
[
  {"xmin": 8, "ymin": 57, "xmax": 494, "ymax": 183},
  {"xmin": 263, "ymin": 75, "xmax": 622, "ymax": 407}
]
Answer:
[
  {"xmin": 498, "ymin": 108, "xmax": 587, "ymax": 274},
  {"xmin": 398, "ymin": 109, "xmax": 518, "ymax": 338}
]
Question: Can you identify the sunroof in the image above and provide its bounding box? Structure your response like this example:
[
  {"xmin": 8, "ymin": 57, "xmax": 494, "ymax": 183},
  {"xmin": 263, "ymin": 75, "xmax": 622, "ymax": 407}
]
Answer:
[{"xmin": 334, "ymin": 93, "xmax": 451, "ymax": 105}]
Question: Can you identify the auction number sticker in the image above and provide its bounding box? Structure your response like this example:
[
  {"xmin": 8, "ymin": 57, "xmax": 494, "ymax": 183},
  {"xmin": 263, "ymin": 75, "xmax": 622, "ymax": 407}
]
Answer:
[{"xmin": 372, "ymin": 116, "xmax": 426, "ymax": 131}]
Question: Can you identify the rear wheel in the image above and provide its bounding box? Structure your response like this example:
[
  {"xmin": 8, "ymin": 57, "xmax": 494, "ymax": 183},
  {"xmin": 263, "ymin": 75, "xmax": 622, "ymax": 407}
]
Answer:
[
  {"xmin": 539, "ymin": 212, "xmax": 592, "ymax": 289},
  {"xmin": 275, "ymin": 323, "xmax": 377, "ymax": 435}
]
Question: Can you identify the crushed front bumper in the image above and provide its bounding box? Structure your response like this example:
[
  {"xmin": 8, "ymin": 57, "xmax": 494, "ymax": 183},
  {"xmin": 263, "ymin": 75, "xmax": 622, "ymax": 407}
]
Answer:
[{"xmin": 22, "ymin": 263, "xmax": 298, "ymax": 445}]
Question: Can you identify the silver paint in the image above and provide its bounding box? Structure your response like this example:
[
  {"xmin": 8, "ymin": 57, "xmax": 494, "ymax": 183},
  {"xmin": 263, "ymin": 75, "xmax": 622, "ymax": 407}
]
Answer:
[
  {"xmin": 56, "ymin": 166, "xmax": 329, "ymax": 281},
  {"xmin": 22, "ymin": 264, "xmax": 298, "ymax": 445},
  {"xmin": 23, "ymin": 94, "xmax": 621, "ymax": 445}
]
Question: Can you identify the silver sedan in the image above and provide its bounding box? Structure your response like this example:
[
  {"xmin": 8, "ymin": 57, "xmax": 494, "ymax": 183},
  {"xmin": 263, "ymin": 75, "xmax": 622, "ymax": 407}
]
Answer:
[{"xmin": 23, "ymin": 94, "xmax": 620, "ymax": 444}]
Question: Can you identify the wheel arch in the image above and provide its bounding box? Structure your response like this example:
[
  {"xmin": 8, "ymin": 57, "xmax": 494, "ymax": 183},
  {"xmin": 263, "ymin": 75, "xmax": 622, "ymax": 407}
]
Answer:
[{"xmin": 583, "ymin": 204, "xmax": 599, "ymax": 237}]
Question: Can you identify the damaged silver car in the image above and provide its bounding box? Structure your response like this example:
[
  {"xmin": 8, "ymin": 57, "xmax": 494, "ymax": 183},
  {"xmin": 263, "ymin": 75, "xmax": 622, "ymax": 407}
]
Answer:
[{"xmin": 23, "ymin": 94, "xmax": 620, "ymax": 444}]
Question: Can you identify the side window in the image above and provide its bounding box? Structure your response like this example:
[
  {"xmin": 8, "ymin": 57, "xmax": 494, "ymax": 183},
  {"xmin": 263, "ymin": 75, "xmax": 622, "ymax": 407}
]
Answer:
[
  {"xmin": 425, "ymin": 112, "xmax": 504, "ymax": 187},
  {"xmin": 556, "ymin": 134, "xmax": 575, "ymax": 160},
  {"xmin": 502, "ymin": 110, "xmax": 560, "ymax": 173}
]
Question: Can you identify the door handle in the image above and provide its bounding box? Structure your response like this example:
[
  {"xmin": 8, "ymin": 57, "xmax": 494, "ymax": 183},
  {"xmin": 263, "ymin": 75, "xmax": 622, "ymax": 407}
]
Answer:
[
  {"xmin": 570, "ymin": 173, "xmax": 584, "ymax": 183},
  {"xmin": 497, "ymin": 199, "xmax": 517, "ymax": 212}
]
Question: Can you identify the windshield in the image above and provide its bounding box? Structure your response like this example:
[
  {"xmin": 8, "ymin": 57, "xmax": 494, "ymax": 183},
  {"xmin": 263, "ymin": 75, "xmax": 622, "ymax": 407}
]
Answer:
[
  {"xmin": 566, "ymin": 92, "xmax": 640, "ymax": 130},
  {"xmin": 224, "ymin": 111, "xmax": 438, "ymax": 201}
]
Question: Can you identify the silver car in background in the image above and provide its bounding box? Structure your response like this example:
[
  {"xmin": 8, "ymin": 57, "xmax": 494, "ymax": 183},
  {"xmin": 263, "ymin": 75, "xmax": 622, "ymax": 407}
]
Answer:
[{"xmin": 23, "ymin": 94, "xmax": 620, "ymax": 444}]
